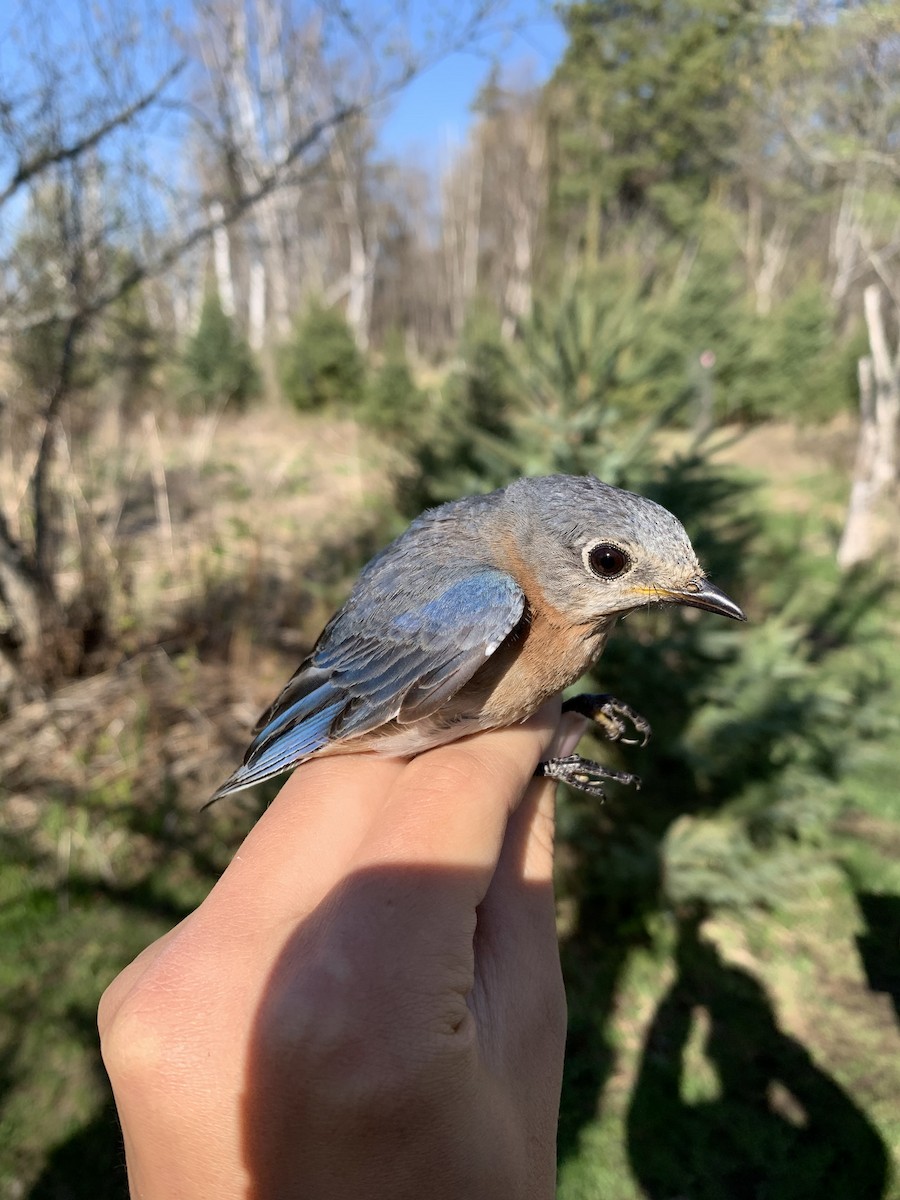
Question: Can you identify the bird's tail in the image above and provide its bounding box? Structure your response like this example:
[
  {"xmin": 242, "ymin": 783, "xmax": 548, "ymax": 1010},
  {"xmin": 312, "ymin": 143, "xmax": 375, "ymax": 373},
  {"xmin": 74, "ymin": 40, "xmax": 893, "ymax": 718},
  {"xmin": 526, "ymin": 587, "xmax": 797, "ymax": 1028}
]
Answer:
[{"xmin": 206, "ymin": 676, "xmax": 343, "ymax": 806}]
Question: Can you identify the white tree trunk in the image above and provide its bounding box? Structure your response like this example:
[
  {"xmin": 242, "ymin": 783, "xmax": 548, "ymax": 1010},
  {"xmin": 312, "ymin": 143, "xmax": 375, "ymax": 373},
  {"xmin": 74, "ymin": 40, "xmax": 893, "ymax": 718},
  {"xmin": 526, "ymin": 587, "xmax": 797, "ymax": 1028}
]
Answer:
[
  {"xmin": 210, "ymin": 201, "xmax": 237, "ymax": 318},
  {"xmin": 830, "ymin": 179, "xmax": 863, "ymax": 311},
  {"xmin": 462, "ymin": 140, "xmax": 482, "ymax": 314},
  {"xmin": 837, "ymin": 285, "xmax": 900, "ymax": 569},
  {"xmin": 501, "ymin": 120, "xmax": 544, "ymax": 340},
  {"xmin": 248, "ymin": 255, "xmax": 266, "ymax": 351},
  {"xmin": 339, "ymin": 167, "xmax": 373, "ymax": 352},
  {"xmin": 863, "ymin": 283, "xmax": 900, "ymax": 488},
  {"xmin": 258, "ymin": 194, "xmax": 292, "ymax": 336},
  {"xmin": 439, "ymin": 137, "xmax": 483, "ymax": 341},
  {"xmin": 754, "ymin": 217, "xmax": 790, "ymax": 317}
]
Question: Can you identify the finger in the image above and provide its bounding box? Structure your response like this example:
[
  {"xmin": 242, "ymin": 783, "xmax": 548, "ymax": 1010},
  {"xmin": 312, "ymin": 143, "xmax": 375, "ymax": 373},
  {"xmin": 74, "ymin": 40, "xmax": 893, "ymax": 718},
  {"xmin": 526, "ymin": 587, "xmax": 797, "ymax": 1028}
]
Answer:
[
  {"xmin": 471, "ymin": 715, "xmax": 586, "ymax": 1004},
  {"xmin": 354, "ymin": 702, "xmax": 561, "ymax": 882},
  {"xmin": 496, "ymin": 708, "xmax": 587, "ymax": 885},
  {"xmin": 200, "ymin": 753, "xmax": 407, "ymax": 930},
  {"xmin": 315, "ymin": 704, "xmax": 562, "ymax": 987},
  {"xmin": 475, "ymin": 767, "xmax": 560, "ymax": 972},
  {"xmin": 255, "ymin": 708, "xmax": 561, "ymax": 1036},
  {"xmin": 484, "ymin": 709, "xmax": 583, "ymax": 898}
]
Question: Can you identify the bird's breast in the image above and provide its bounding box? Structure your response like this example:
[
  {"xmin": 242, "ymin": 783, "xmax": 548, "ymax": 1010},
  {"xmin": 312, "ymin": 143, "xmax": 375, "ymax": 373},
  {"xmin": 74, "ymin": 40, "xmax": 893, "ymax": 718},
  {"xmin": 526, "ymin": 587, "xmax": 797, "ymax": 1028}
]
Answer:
[
  {"xmin": 450, "ymin": 601, "xmax": 614, "ymax": 727},
  {"xmin": 444, "ymin": 530, "xmax": 616, "ymax": 726}
]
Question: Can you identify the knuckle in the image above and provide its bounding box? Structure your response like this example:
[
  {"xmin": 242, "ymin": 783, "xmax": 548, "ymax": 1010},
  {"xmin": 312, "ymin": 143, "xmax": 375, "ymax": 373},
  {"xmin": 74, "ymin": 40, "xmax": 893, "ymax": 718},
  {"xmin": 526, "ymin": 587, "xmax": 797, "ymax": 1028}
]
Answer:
[{"xmin": 99, "ymin": 994, "xmax": 172, "ymax": 1088}]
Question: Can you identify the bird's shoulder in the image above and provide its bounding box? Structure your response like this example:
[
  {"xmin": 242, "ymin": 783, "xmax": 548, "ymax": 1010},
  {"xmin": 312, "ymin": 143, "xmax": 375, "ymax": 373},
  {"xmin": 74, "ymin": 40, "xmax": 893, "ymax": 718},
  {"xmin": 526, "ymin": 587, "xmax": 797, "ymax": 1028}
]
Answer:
[{"xmin": 342, "ymin": 492, "xmax": 508, "ymax": 608}]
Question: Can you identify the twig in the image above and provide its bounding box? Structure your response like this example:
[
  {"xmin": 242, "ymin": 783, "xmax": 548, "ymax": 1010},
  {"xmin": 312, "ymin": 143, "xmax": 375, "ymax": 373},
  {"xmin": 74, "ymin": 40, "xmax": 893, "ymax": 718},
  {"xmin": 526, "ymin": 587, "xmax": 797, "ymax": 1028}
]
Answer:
[{"xmin": 142, "ymin": 412, "xmax": 175, "ymax": 560}]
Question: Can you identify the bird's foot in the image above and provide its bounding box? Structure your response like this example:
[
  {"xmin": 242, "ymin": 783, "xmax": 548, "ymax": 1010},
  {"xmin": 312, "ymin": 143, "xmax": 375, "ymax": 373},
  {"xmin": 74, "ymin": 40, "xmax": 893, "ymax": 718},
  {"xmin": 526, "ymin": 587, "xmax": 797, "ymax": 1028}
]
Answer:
[
  {"xmin": 561, "ymin": 693, "xmax": 651, "ymax": 746},
  {"xmin": 535, "ymin": 754, "xmax": 641, "ymax": 799}
]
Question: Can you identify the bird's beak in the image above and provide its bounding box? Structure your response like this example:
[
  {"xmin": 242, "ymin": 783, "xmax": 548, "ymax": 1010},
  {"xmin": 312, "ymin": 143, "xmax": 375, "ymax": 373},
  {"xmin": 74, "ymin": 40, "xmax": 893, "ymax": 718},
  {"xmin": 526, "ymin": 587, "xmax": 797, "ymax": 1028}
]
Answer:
[{"xmin": 664, "ymin": 578, "xmax": 747, "ymax": 621}]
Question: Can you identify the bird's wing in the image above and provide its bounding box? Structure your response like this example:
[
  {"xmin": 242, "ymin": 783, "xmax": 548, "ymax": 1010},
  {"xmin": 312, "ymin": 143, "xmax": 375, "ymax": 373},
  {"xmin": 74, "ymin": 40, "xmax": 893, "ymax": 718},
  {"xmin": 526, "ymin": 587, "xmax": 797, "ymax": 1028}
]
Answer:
[{"xmin": 208, "ymin": 568, "xmax": 524, "ymax": 801}]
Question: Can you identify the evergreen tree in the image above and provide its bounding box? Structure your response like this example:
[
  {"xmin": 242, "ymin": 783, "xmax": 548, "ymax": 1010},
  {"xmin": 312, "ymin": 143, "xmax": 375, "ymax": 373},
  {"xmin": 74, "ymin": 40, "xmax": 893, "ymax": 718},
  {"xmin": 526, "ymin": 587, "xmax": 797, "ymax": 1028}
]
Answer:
[
  {"xmin": 360, "ymin": 331, "xmax": 426, "ymax": 435},
  {"xmin": 182, "ymin": 290, "xmax": 261, "ymax": 413},
  {"xmin": 548, "ymin": 0, "xmax": 765, "ymax": 254},
  {"xmin": 278, "ymin": 301, "xmax": 366, "ymax": 412}
]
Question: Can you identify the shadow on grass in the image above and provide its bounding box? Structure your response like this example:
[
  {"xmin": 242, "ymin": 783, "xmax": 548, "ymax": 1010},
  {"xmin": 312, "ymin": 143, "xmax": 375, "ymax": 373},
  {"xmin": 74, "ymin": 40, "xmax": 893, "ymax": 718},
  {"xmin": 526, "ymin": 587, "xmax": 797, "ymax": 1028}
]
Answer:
[
  {"xmin": 25, "ymin": 1009, "xmax": 129, "ymax": 1200},
  {"xmin": 855, "ymin": 891, "xmax": 900, "ymax": 1028},
  {"xmin": 26, "ymin": 1097, "xmax": 127, "ymax": 1200},
  {"xmin": 626, "ymin": 915, "xmax": 889, "ymax": 1200}
]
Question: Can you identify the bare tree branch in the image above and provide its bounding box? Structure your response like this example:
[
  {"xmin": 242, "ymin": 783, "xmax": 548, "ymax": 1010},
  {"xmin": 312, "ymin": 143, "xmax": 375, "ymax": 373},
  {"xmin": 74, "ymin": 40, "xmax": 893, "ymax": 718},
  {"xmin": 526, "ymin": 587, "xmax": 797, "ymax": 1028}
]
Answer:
[
  {"xmin": 0, "ymin": 58, "xmax": 186, "ymax": 209},
  {"xmin": 0, "ymin": 105, "xmax": 358, "ymax": 335}
]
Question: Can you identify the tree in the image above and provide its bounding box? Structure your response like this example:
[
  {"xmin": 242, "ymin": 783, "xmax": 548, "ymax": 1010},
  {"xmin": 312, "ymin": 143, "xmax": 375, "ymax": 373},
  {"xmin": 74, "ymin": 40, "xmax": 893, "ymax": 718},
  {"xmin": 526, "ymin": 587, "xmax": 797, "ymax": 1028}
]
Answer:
[
  {"xmin": 471, "ymin": 72, "xmax": 548, "ymax": 340},
  {"xmin": 278, "ymin": 301, "xmax": 365, "ymax": 411},
  {"xmin": 0, "ymin": 0, "xmax": 515, "ymax": 699},
  {"xmin": 547, "ymin": 0, "xmax": 764, "ymax": 260},
  {"xmin": 182, "ymin": 289, "xmax": 261, "ymax": 412},
  {"xmin": 762, "ymin": 3, "xmax": 900, "ymax": 563}
]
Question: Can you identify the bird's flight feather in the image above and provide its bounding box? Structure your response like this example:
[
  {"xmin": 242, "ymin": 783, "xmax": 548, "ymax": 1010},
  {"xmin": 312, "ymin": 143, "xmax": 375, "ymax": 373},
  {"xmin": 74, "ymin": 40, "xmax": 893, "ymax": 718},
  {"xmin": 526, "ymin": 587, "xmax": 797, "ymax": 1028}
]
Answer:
[{"xmin": 210, "ymin": 567, "xmax": 524, "ymax": 800}]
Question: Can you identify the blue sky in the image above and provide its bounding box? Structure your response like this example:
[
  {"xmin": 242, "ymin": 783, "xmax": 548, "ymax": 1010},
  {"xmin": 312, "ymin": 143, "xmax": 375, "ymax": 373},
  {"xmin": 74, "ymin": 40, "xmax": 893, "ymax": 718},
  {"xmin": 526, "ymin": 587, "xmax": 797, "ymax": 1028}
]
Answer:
[
  {"xmin": 378, "ymin": 2, "xmax": 566, "ymax": 162},
  {"xmin": 0, "ymin": 0, "xmax": 567, "ymax": 194}
]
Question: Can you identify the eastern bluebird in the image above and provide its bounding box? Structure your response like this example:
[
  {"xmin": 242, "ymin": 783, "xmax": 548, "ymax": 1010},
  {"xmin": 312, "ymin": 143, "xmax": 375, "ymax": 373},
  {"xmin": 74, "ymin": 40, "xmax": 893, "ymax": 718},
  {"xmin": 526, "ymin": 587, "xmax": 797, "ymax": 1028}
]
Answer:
[{"xmin": 211, "ymin": 474, "xmax": 745, "ymax": 803}]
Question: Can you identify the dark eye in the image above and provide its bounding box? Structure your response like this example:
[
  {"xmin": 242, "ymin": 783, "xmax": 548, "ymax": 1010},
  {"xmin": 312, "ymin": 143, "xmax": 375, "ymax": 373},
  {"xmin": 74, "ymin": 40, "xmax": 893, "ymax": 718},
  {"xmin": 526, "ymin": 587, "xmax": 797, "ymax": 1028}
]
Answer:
[{"xmin": 587, "ymin": 543, "xmax": 630, "ymax": 579}]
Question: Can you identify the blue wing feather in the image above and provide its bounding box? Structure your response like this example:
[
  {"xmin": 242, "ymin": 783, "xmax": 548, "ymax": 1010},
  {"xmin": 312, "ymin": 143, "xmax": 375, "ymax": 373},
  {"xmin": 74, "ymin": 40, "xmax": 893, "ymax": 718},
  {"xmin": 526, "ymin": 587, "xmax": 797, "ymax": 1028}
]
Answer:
[
  {"xmin": 209, "ymin": 566, "xmax": 524, "ymax": 801},
  {"xmin": 208, "ymin": 698, "xmax": 344, "ymax": 801}
]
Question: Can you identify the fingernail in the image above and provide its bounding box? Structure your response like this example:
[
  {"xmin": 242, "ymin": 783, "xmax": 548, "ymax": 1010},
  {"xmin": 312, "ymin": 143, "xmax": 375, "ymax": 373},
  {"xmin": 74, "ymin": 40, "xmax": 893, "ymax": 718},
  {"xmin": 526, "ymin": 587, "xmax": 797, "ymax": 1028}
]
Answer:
[{"xmin": 547, "ymin": 713, "xmax": 587, "ymax": 759}]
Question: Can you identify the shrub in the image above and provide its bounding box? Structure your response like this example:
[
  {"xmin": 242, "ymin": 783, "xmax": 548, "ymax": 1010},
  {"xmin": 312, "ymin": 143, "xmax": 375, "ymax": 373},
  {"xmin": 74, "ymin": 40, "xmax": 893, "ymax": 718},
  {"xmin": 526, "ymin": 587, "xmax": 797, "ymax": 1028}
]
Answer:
[
  {"xmin": 182, "ymin": 290, "xmax": 261, "ymax": 413},
  {"xmin": 397, "ymin": 280, "xmax": 685, "ymax": 515},
  {"xmin": 359, "ymin": 331, "xmax": 426, "ymax": 435},
  {"xmin": 278, "ymin": 301, "xmax": 365, "ymax": 412},
  {"xmin": 395, "ymin": 302, "xmax": 515, "ymax": 514}
]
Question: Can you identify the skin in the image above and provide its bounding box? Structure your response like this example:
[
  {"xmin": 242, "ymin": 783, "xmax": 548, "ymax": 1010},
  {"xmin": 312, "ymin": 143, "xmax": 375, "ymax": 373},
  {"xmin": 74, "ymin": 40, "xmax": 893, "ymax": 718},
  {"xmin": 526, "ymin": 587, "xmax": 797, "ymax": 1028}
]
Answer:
[
  {"xmin": 99, "ymin": 478, "xmax": 743, "ymax": 1196},
  {"xmin": 99, "ymin": 702, "xmax": 580, "ymax": 1200}
]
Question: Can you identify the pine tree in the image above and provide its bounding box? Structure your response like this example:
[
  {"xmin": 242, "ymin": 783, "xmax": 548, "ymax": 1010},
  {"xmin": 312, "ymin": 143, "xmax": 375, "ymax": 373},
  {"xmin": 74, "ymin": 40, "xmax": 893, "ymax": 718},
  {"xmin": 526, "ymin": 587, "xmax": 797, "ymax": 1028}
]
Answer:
[
  {"xmin": 182, "ymin": 290, "xmax": 261, "ymax": 412},
  {"xmin": 548, "ymin": 0, "xmax": 764, "ymax": 255}
]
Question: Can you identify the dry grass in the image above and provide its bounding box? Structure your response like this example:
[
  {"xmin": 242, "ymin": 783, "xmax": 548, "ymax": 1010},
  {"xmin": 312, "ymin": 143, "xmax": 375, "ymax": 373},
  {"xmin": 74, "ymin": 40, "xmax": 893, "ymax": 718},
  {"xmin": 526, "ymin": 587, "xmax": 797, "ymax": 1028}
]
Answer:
[
  {"xmin": 2, "ymin": 406, "xmax": 900, "ymax": 1199},
  {"xmin": 0, "ymin": 402, "xmax": 397, "ymax": 826}
]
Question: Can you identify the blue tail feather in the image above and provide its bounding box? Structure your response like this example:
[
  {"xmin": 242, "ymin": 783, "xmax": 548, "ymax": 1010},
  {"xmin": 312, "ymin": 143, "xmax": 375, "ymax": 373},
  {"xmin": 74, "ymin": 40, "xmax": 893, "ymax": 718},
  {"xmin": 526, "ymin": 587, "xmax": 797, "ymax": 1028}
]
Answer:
[{"xmin": 208, "ymin": 695, "xmax": 344, "ymax": 802}]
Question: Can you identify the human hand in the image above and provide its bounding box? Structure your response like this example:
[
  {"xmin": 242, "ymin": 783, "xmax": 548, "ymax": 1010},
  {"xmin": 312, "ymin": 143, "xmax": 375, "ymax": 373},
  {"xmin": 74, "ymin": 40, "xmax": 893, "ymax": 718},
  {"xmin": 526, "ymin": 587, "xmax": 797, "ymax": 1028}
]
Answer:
[{"xmin": 99, "ymin": 703, "xmax": 576, "ymax": 1199}]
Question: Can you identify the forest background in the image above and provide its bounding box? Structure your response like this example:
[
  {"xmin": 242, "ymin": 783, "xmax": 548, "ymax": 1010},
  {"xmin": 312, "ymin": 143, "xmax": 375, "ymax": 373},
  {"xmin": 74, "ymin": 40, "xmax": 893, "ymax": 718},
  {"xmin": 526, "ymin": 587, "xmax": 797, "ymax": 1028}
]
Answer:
[{"xmin": 1, "ymin": 0, "xmax": 900, "ymax": 1196}]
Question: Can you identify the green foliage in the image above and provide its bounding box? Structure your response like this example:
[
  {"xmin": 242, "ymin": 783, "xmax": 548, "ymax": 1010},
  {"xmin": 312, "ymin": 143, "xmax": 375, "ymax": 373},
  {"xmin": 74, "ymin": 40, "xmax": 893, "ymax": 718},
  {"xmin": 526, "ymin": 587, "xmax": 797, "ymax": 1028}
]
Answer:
[
  {"xmin": 278, "ymin": 301, "xmax": 365, "ymax": 412},
  {"xmin": 558, "ymin": 464, "xmax": 893, "ymax": 919},
  {"xmin": 396, "ymin": 301, "xmax": 515, "ymax": 513},
  {"xmin": 358, "ymin": 330, "xmax": 426, "ymax": 434},
  {"xmin": 492, "ymin": 277, "xmax": 654, "ymax": 480},
  {"xmin": 569, "ymin": 238, "xmax": 857, "ymax": 428},
  {"xmin": 640, "ymin": 248, "xmax": 855, "ymax": 424},
  {"xmin": 746, "ymin": 284, "xmax": 860, "ymax": 424},
  {"xmin": 550, "ymin": 0, "xmax": 764, "ymax": 242},
  {"xmin": 182, "ymin": 290, "xmax": 261, "ymax": 413},
  {"xmin": 398, "ymin": 279, "xmax": 695, "ymax": 514}
]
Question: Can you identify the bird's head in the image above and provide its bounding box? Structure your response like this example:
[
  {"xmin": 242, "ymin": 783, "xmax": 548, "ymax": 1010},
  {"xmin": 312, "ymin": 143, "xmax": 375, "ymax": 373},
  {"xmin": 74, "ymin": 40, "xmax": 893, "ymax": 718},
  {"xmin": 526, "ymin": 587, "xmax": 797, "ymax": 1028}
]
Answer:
[{"xmin": 504, "ymin": 474, "xmax": 746, "ymax": 626}]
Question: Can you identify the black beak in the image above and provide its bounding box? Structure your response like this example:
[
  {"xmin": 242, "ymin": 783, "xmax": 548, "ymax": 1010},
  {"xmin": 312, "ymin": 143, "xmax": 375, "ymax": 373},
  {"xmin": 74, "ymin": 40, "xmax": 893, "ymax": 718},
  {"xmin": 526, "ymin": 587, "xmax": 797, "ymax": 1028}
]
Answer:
[{"xmin": 668, "ymin": 578, "xmax": 747, "ymax": 622}]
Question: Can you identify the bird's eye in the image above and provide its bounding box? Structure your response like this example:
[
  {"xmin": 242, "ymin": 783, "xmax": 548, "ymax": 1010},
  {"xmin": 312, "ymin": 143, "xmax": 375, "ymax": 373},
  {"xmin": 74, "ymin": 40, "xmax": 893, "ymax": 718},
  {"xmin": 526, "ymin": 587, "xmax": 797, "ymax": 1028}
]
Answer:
[{"xmin": 587, "ymin": 543, "xmax": 630, "ymax": 579}]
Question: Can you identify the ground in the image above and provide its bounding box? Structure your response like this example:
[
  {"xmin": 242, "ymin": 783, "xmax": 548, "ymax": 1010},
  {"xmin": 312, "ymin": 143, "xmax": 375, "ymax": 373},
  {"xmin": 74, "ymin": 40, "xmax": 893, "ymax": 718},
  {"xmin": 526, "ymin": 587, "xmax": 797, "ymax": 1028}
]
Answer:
[{"xmin": 0, "ymin": 407, "xmax": 898, "ymax": 1199}]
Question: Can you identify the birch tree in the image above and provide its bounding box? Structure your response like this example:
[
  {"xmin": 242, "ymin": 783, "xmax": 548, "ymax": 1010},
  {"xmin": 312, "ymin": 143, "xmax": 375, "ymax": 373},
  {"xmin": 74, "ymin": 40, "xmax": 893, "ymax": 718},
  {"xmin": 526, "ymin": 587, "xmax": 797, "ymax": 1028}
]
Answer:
[{"xmin": 0, "ymin": 0, "xmax": 512, "ymax": 696}]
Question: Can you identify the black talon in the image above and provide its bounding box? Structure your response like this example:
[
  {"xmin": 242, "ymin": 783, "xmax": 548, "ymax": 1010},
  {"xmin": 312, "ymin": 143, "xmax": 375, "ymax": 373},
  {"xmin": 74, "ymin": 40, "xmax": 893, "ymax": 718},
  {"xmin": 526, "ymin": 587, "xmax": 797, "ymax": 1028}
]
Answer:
[
  {"xmin": 536, "ymin": 754, "xmax": 642, "ymax": 800},
  {"xmin": 561, "ymin": 693, "xmax": 651, "ymax": 747}
]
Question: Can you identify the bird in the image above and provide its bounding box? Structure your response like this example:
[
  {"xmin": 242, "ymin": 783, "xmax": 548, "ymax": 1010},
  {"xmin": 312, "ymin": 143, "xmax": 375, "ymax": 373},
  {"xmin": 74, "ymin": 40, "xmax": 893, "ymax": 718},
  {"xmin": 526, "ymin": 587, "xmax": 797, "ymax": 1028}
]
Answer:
[{"xmin": 210, "ymin": 473, "xmax": 745, "ymax": 804}]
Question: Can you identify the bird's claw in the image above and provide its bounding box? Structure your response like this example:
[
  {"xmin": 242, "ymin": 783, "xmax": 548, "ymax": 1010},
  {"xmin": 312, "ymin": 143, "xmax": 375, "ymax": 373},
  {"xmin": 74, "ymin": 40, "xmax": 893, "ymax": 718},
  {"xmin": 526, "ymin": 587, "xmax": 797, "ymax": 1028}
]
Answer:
[
  {"xmin": 536, "ymin": 754, "xmax": 641, "ymax": 799},
  {"xmin": 561, "ymin": 692, "xmax": 651, "ymax": 747}
]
